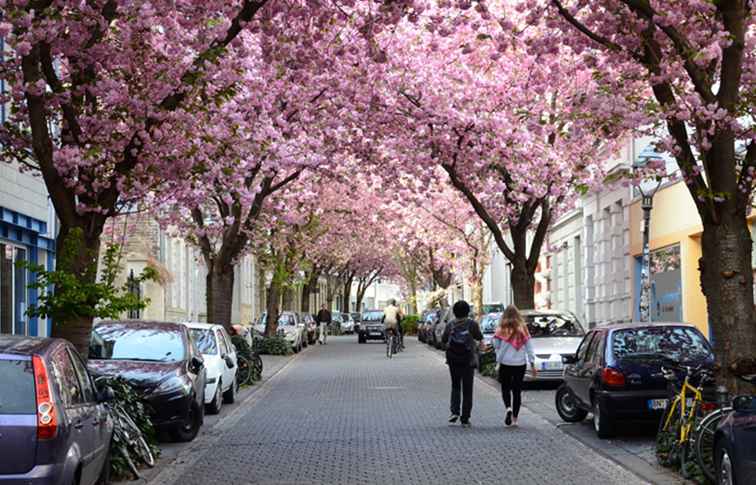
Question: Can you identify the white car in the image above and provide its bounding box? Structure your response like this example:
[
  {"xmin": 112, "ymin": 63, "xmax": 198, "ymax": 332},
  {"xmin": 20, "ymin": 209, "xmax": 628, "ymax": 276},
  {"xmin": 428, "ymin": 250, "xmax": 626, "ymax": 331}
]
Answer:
[
  {"xmin": 183, "ymin": 322, "xmax": 238, "ymax": 414},
  {"xmin": 254, "ymin": 312, "xmax": 307, "ymax": 352}
]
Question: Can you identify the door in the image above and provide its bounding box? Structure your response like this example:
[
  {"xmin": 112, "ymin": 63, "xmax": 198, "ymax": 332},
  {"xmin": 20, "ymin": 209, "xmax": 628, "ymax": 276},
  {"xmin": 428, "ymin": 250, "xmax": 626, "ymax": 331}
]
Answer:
[
  {"xmin": 52, "ymin": 347, "xmax": 95, "ymax": 482},
  {"xmin": 567, "ymin": 331, "xmax": 596, "ymax": 407},
  {"xmin": 579, "ymin": 332, "xmax": 604, "ymax": 404},
  {"xmin": 67, "ymin": 348, "xmax": 107, "ymax": 485},
  {"xmin": 216, "ymin": 329, "xmax": 233, "ymax": 391},
  {"xmin": 731, "ymin": 401, "xmax": 756, "ymax": 479}
]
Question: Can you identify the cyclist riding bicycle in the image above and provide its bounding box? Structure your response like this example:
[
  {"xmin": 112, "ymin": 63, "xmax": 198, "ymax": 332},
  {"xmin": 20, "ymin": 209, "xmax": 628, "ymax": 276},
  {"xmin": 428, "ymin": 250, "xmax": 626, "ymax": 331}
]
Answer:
[{"xmin": 382, "ymin": 299, "xmax": 403, "ymax": 351}]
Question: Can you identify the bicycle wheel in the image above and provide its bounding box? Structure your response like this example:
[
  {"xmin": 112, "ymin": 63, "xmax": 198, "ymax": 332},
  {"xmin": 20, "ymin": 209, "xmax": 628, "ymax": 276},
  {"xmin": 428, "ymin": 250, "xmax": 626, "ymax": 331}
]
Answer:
[
  {"xmin": 132, "ymin": 434, "xmax": 155, "ymax": 468},
  {"xmin": 657, "ymin": 401, "xmax": 683, "ymax": 467},
  {"xmin": 118, "ymin": 445, "xmax": 141, "ymax": 479},
  {"xmin": 387, "ymin": 335, "xmax": 393, "ymax": 358},
  {"xmin": 694, "ymin": 408, "xmax": 730, "ymax": 483},
  {"xmin": 236, "ymin": 355, "xmax": 252, "ymax": 385},
  {"xmin": 252, "ymin": 353, "xmax": 263, "ymax": 380}
]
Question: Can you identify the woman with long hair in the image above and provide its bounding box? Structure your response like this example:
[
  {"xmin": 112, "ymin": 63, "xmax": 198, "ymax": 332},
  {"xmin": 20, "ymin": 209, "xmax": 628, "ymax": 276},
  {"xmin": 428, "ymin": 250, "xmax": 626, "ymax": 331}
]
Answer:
[{"xmin": 492, "ymin": 305, "xmax": 537, "ymax": 426}]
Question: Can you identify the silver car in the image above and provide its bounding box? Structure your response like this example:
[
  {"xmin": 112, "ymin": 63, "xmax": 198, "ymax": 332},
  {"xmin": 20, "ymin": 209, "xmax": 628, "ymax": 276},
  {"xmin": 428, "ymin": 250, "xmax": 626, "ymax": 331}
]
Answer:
[
  {"xmin": 522, "ymin": 310, "xmax": 585, "ymax": 381},
  {"xmin": 482, "ymin": 310, "xmax": 585, "ymax": 381}
]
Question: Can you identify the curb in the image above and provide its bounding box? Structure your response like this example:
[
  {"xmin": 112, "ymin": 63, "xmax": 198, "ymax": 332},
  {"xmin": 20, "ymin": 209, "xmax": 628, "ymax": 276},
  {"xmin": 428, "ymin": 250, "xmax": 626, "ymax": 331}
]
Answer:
[{"xmin": 141, "ymin": 348, "xmax": 307, "ymax": 485}]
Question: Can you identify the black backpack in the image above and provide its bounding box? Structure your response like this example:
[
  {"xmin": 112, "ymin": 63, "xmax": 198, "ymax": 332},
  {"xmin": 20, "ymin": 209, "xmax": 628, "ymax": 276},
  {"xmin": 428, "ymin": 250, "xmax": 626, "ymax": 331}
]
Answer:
[{"xmin": 447, "ymin": 319, "xmax": 474, "ymax": 360}]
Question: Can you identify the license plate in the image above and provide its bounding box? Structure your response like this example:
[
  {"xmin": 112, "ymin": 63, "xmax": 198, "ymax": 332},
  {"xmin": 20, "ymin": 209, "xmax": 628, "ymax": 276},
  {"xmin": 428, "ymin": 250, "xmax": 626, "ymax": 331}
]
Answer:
[
  {"xmin": 541, "ymin": 361, "xmax": 563, "ymax": 370},
  {"xmin": 648, "ymin": 399, "xmax": 668, "ymax": 410},
  {"xmin": 370, "ymin": 332, "xmax": 381, "ymax": 336}
]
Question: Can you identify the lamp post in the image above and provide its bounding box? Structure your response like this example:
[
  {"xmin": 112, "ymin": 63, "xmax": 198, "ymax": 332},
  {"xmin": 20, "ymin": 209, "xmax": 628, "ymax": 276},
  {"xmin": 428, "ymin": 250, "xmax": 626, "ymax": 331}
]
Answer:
[{"xmin": 634, "ymin": 151, "xmax": 663, "ymax": 323}]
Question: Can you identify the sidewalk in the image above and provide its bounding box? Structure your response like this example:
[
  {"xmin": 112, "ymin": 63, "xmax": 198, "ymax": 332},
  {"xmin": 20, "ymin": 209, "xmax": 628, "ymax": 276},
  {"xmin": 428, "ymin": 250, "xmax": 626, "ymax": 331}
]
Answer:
[{"xmin": 114, "ymin": 351, "xmax": 301, "ymax": 484}]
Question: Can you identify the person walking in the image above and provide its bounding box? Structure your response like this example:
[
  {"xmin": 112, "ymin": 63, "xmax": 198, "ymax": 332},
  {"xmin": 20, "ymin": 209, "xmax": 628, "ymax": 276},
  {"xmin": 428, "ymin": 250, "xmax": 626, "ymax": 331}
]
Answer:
[
  {"xmin": 442, "ymin": 300, "xmax": 483, "ymax": 428},
  {"xmin": 493, "ymin": 305, "xmax": 537, "ymax": 427},
  {"xmin": 316, "ymin": 304, "xmax": 332, "ymax": 345}
]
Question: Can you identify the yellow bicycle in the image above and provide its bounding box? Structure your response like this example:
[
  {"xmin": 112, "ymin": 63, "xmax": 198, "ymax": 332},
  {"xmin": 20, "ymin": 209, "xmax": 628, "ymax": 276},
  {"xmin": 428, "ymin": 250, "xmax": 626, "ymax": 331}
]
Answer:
[{"xmin": 657, "ymin": 363, "xmax": 715, "ymax": 477}]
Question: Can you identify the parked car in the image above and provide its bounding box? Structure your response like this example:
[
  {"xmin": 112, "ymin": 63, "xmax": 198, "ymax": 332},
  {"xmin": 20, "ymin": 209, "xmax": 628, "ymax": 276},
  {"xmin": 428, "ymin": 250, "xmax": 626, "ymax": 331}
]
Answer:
[
  {"xmin": 255, "ymin": 312, "xmax": 308, "ymax": 352},
  {"xmin": 350, "ymin": 312, "xmax": 362, "ymax": 333},
  {"xmin": 479, "ymin": 312, "xmax": 499, "ymax": 349},
  {"xmin": 433, "ymin": 307, "xmax": 454, "ymax": 350},
  {"xmin": 520, "ymin": 310, "xmax": 586, "ymax": 381},
  {"xmin": 358, "ymin": 310, "xmax": 386, "ymax": 343},
  {"xmin": 88, "ymin": 320, "xmax": 207, "ymax": 442},
  {"xmin": 0, "ymin": 335, "xmax": 114, "ymax": 485},
  {"xmin": 715, "ymin": 393, "xmax": 756, "ymax": 485},
  {"xmin": 183, "ymin": 322, "xmax": 238, "ymax": 414},
  {"xmin": 341, "ymin": 313, "xmax": 356, "ymax": 334},
  {"xmin": 300, "ymin": 313, "xmax": 318, "ymax": 345},
  {"xmin": 330, "ymin": 312, "xmax": 345, "ymax": 334},
  {"xmin": 555, "ymin": 322, "xmax": 714, "ymax": 438}
]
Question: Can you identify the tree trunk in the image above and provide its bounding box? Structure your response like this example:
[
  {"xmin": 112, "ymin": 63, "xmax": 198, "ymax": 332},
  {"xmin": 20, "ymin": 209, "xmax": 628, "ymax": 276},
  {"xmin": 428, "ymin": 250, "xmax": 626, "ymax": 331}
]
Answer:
[
  {"xmin": 50, "ymin": 226, "xmax": 102, "ymax": 358},
  {"xmin": 699, "ymin": 215, "xmax": 756, "ymax": 393},
  {"xmin": 206, "ymin": 261, "xmax": 235, "ymax": 330},
  {"xmin": 282, "ymin": 286, "xmax": 295, "ymax": 311},
  {"xmin": 510, "ymin": 258, "xmax": 535, "ymax": 309},
  {"xmin": 341, "ymin": 276, "xmax": 353, "ymax": 313},
  {"xmin": 265, "ymin": 279, "xmax": 282, "ymax": 337},
  {"xmin": 408, "ymin": 279, "xmax": 418, "ymax": 315},
  {"xmin": 300, "ymin": 270, "xmax": 319, "ymax": 314},
  {"xmin": 471, "ymin": 276, "xmax": 483, "ymax": 317}
]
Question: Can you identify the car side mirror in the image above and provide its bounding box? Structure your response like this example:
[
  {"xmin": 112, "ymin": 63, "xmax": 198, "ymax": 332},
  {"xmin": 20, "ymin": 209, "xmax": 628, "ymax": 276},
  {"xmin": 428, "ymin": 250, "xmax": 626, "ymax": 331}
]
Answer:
[
  {"xmin": 562, "ymin": 354, "xmax": 578, "ymax": 365},
  {"xmin": 96, "ymin": 386, "xmax": 115, "ymax": 403},
  {"xmin": 191, "ymin": 356, "xmax": 204, "ymax": 373},
  {"xmin": 224, "ymin": 355, "xmax": 235, "ymax": 369},
  {"xmin": 732, "ymin": 395, "xmax": 755, "ymax": 412}
]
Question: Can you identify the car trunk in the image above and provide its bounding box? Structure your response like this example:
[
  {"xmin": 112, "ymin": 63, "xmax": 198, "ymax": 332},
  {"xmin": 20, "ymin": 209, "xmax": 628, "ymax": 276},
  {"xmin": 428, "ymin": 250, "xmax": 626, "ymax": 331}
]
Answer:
[
  {"xmin": 613, "ymin": 354, "xmax": 670, "ymax": 391},
  {"xmin": 0, "ymin": 357, "xmax": 37, "ymax": 474}
]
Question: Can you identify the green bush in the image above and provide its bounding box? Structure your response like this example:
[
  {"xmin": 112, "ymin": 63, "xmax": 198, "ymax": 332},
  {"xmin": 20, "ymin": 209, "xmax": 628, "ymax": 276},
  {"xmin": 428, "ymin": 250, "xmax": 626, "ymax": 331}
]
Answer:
[
  {"xmin": 258, "ymin": 335, "xmax": 292, "ymax": 355},
  {"xmin": 479, "ymin": 349, "xmax": 497, "ymax": 377},
  {"xmin": 99, "ymin": 376, "xmax": 160, "ymax": 480},
  {"xmin": 401, "ymin": 315, "xmax": 420, "ymax": 335},
  {"xmin": 656, "ymin": 415, "xmax": 711, "ymax": 484}
]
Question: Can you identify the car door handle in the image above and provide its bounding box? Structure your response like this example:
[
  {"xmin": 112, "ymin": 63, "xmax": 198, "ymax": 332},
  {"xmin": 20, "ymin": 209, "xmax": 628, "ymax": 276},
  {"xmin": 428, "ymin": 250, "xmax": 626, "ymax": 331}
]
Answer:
[{"xmin": 73, "ymin": 421, "xmax": 84, "ymax": 430}]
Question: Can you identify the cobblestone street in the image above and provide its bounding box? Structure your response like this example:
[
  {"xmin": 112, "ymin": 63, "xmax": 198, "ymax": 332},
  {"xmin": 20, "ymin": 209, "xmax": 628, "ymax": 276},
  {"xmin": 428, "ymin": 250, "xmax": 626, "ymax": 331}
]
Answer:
[{"xmin": 151, "ymin": 337, "xmax": 648, "ymax": 485}]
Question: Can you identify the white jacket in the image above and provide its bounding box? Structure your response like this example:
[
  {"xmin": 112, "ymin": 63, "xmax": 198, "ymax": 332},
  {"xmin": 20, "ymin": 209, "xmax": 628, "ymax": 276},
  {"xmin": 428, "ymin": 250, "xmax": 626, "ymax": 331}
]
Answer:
[{"xmin": 383, "ymin": 305, "xmax": 400, "ymax": 327}]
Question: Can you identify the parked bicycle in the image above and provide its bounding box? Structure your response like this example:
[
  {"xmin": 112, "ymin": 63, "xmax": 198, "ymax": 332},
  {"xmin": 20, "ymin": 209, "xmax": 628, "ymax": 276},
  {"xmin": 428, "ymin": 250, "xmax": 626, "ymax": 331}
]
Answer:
[
  {"xmin": 657, "ymin": 362, "xmax": 716, "ymax": 477},
  {"xmin": 232, "ymin": 332, "xmax": 263, "ymax": 386},
  {"xmin": 95, "ymin": 377, "xmax": 155, "ymax": 479}
]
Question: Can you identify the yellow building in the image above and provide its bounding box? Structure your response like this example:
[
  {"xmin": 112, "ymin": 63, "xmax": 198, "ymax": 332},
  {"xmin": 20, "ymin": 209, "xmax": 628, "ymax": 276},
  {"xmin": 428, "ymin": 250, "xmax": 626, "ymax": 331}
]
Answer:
[{"xmin": 628, "ymin": 179, "xmax": 756, "ymax": 337}]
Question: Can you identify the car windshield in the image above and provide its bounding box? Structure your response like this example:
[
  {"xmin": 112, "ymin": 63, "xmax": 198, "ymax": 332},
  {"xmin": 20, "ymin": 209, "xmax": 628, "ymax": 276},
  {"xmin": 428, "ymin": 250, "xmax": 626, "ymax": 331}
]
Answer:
[
  {"xmin": 90, "ymin": 324, "xmax": 186, "ymax": 362},
  {"xmin": 362, "ymin": 311, "xmax": 383, "ymax": 322},
  {"xmin": 279, "ymin": 314, "xmax": 296, "ymax": 326},
  {"xmin": 612, "ymin": 326, "xmax": 712, "ymax": 362},
  {"xmin": 332, "ymin": 314, "xmax": 344, "ymax": 322},
  {"xmin": 0, "ymin": 359, "xmax": 35, "ymax": 414},
  {"xmin": 525, "ymin": 314, "xmax": 584, "ymax": 337},
  {"xmin": 480, "ymin": 313, "xmax": 500, "ymax": 333},
  {"xmin": 190, "ymin": 329, "xmax": 218, "ymax": 355}
]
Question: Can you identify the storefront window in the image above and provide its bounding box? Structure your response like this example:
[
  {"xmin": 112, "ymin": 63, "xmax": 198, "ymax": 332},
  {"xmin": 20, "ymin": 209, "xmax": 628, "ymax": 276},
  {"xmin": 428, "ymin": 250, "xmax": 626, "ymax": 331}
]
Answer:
[{"xmin": 650, "ymin": 244, "xmax": 682, "ymax": 322}]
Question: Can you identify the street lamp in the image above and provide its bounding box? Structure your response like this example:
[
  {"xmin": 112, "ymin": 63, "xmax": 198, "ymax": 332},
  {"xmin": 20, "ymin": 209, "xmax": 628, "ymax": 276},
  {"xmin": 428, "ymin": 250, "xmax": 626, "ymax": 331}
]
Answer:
[{"xmin": 634, "ymin": 148, "xmax": 664, "ymax": 323}]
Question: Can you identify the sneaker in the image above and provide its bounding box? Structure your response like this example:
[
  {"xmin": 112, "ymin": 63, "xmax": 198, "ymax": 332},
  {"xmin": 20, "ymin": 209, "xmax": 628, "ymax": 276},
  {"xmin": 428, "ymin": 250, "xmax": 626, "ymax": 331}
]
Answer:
[
  {"xmin": 461, "ymin": 420, "xmax": 471, "ymax": 428},
  {"xmin": 505, "ymin": 409, "xmax": 513, "ymax": 426},
  {"xmin": 448, "ymin": 414, "xmax": 459, "ymax": 423}
]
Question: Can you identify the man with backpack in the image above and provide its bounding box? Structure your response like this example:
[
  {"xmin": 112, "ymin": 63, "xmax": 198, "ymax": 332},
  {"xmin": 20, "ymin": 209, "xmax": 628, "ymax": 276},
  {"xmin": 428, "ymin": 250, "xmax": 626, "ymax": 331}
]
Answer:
[{"xmin": 442, "ymin": 300, "xmax": 483, "ymax": 428}]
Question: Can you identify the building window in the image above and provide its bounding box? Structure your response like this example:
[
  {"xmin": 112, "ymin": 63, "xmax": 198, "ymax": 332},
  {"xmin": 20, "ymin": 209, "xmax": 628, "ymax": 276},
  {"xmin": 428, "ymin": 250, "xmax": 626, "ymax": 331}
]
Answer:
[
  {"xmin": 0, "ymin": 244, "xmax": 28, "ymax": 335},
  {"xmin": 127, "ymin": 269, "xmax": 141, "ymax": 319}
]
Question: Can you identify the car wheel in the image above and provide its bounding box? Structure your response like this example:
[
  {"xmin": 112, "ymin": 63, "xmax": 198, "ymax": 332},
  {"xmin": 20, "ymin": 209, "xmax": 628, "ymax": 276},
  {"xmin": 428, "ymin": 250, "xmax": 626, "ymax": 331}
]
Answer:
[
  {"xmin": 593, "ymin": 399, "xmax": 614, "ymax": 439},
  {"xmin": 555, "ymin": 384, "xmax": 588, "ymax": 422},
  {"xmin": 173, "ymin": 400, "xmax": 202, "ymax": 442},
  {"xmin": 223, "ymin": 376, "xmax": 236, "ymax": 404},
  {"xmin": 206, "ymin": 382, "xmax": 222, "ymax": 415},
  {"xmin": 716, "ymin": 441, "xmax": 736, "ymax": 485}
]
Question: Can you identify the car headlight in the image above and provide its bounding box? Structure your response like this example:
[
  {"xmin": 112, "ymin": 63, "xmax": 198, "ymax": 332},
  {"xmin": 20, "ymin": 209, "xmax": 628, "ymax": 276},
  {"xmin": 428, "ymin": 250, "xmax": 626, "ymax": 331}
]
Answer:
[{"xmin": 152, "ymin": 377, "xmax": 192, "ymax": 396}]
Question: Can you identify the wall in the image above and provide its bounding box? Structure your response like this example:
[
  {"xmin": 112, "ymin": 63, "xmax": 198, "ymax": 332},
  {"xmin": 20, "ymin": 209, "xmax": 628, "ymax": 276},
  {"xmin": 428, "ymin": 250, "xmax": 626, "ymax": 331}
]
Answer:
[{"xmin": 547, "ymin": 209, "xmax": 584, "ymax": 320}]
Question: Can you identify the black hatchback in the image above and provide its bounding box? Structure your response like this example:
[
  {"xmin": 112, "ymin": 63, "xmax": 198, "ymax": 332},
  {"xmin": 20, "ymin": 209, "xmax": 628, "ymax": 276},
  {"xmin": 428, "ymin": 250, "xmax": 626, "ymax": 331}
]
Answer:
[
  {"xmin": 555, "ymin": 322, "xmax": 714, "ymax": 438},
  {"xmin": 88, "ymin": 320, "xmax": 206, "ymax": 442}
]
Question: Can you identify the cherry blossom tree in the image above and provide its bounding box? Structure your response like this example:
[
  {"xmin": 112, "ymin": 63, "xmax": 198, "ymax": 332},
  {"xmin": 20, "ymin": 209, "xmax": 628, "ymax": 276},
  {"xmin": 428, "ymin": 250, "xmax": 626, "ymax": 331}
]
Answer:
[
  {"xmin": 523, "ymin": 0, "xmax": 756, "ymax": 390},
  {"xmin": 365, "ymin": 5, "xmax": 631, "ymax": 309}
]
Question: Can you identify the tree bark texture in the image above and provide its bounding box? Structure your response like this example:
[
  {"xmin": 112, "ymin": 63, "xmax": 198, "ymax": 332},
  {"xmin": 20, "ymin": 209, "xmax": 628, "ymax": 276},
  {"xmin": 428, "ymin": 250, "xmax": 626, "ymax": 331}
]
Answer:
[
  {"xmin": 341, "ymin": 276, "xmax": 353, "ymax": 313},
  {"xmin": 265, "ymin": 280, "xmax": 282, "ymax": 337},
  {"xmin": 206, "ymin": 262, "xmax": 235, "ymax": 330}
]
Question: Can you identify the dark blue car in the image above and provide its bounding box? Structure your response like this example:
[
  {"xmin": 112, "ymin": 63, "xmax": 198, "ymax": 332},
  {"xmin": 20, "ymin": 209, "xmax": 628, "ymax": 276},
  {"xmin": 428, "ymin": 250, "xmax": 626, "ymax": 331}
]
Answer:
[
  {"xmin": 555, "ymin": 322, "xmax": 714, "ymax": 438},
  {"xmin": 0, "ymin": 335, "xmax": 113, "ymax": 485},
  {"xmin": 715, "ymin": 393, "xmax": 756, "ymax": 485}
]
